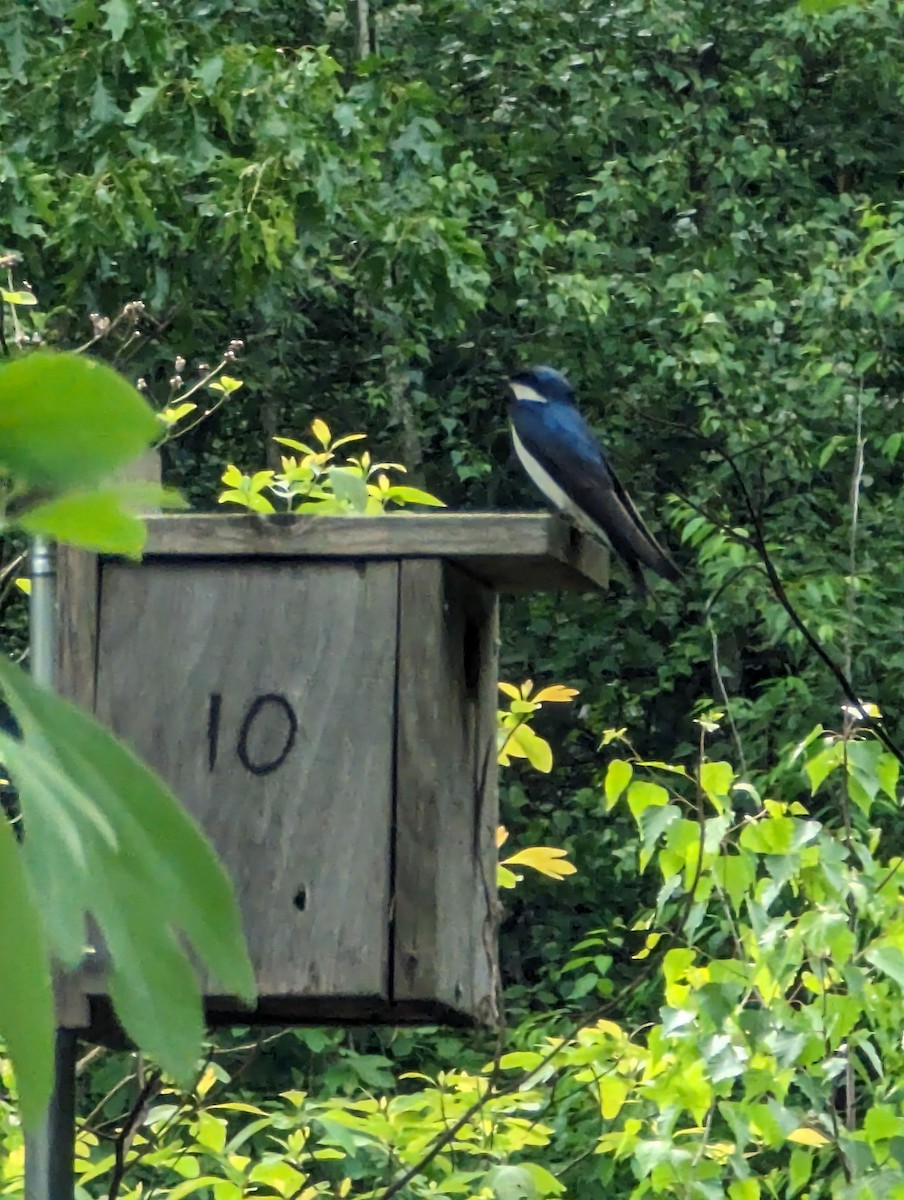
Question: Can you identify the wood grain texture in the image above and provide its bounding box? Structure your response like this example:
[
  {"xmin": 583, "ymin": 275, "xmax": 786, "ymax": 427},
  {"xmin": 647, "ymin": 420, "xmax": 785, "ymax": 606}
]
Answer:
[
  {"xmin": 393, "ymin": 561, "xmax": 499, "ymax": 1021},
  {"xmin": 90, "ymin": 559, "xmax": 399, "ymax": 1005},
  {"xmin": 138, "ymin": 513, "xmax": 609, "ymax": 593},
  {"xmin": 55, "ymin": 546, "xmax": 100, "ymax": 713}
]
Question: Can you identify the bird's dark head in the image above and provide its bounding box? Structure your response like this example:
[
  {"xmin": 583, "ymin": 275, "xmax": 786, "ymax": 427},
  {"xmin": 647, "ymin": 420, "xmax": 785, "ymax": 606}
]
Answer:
[{"xmin": 508, "ymin": 365, "xmax": 575, "ymax": 406}]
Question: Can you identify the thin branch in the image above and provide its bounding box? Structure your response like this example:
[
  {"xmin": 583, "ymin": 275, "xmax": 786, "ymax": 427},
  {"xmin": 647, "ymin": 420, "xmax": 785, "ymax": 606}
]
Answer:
[
  {"xmin": 646, "ymin": 414, "xmax": 904, "ymax": 771},
  {"xmin": 708, "ymin": 617, "xmax": 748, "ymax": 778},
  {"xmin": 107, "ymin": 1071, "xmax": 162, "ymax": 1200},
  {"xmin": 157, "ymin": 356, "xmax": 239, "ymax": 445},
  {"xmin": 842, "ymin": 391, "xmax": 866, "ymax": 730}
]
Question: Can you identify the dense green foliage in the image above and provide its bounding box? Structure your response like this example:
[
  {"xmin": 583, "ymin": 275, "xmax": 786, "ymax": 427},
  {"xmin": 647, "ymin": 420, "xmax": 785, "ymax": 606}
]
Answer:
[
  {"xmin": 5, "ymin": 0, "xmax": 904, "ymax": 1195},
  {"xmin": 6, "ymin": 0, "xmax": 904, "ymax": 747}
]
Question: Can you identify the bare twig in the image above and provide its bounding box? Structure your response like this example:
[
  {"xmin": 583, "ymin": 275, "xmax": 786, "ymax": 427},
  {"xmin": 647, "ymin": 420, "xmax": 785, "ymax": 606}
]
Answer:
[
  {"xmin": 842, "ymin": 391, "xmax": 866, "ymax": 731},
  {"xmin": 107, "ymin": 1071, "xmax": 163, "ymax": 1200},
  {"xmin": 644, "ymin": 412, "xmax": 904, "ymax": 771},
  {"xmin": 708, "ymin": 617, "xmax": 747, "ymax": 778}
]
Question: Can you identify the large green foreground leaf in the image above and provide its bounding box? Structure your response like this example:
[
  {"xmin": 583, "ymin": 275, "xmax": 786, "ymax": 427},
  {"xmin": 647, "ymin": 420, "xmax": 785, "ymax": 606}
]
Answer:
[
  {"xmin": 0, "ymin": 352, "xmax": 159, "ymax": 492},
  {"xmin": 16, "ymin": 483, "xmax": 187, "ymax": 557},
  {"xmin": 0, "ymin": 808, "xmax": 54, "ymax": 1129},
  {"xmin": 0, "ymin": 655, "xmax": 255, "ymax": 1091}
]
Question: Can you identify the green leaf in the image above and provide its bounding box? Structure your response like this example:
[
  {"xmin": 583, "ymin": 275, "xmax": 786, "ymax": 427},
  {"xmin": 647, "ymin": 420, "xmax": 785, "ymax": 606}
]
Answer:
[
  {"xmin": 846, "ymin": 740, "xmax": 882, "ymax": 814},
  {"xmin": 272, "ymin": 437, "xmax": 317, "ymax": 455},
  {"xmin": 0, "ymin": 809, "xmax": 54, "ymax": 1130},
  {"xmin": 604, "ymin": 759, "xmax": 632, "ymax": 810},
  {"xmin": 218, "ymin": 490, "xmax": 275, "ymax": 514},
  {"xmin": 327, "ymin": 466, "xmax": 369, "ymax": 512},
  {"xmin": 496, "ymin": 1050, "xmax": 544, "ymax": 1071},
  {"xmin": 485, "ymin": 1164, "xmax": 536, "ymax": 1200},
  {"xmin": 101, "ymin": 0, "xmax": 133, "ymax": 40},
  {"xmin": 729, "ymin": 1180, "xmax": 760, "ymax": 1200},
  {"xmin": 638, "ymin": 803, "xmax": 681, "ymax": 872},
  {"xmin": 0, "ymin": 352, "xmax": 158, "ymax": 492},
  {"xmin": 164, "ymin": 1179, "xmax": 228, "ymax": 1200},
  {"xmin": 863, "ymin": 1105, "xmax": 904, "ymax": 1143},
  {"xmin": 876, "ymin": 752, "xmax": 900, "ymax": 802},
  {"xmin": 208, "ymin": 375, "xmax": 243, "ymax": 396},
  {"xmin": 159, "ymin": 402, "xmax": 197, "ymax": 427},
  {"xmin": 0, "ymin": 656, "xmax": 255, "ymax": 1082},
  {"xmin": 508, "ymin": 725, "xmax": 553, "ymax": 773},
  {"xmin": 804, "ymin": 742, "xmax": 844, "ymax": 793},
  {"xmin": 712, "ymin": 853, "xmax": 755, "ymax": 914},
  {"xmin": 598, "ymin": 1075, "xmax": 629, "ymax": 1120},
  {"xmin": 1, "ymin": 290, "xmax": 37, "ymax": 306},
  {"xmin": 108, "ymin": 924, "xmax": 204, "ymax": 1086},
  {"xmin": 626, "ymin": 780, "xmax": 669, "ymax": 821},
  {"xmin": 123, "ymin": 84, "xmax": 162, "ymax": 126},
  {"xmin": 519, "ymin": 1165, "xmax": 565, "ymax": 1197},
  {"xmin": 88, "ymin": 78, "xmax": 120, "ymax": 125},
  {"xmin": 865, "ymin": 943, "xmax": 904, "ymax": 991},
  {"xmin": 17, "ymin": 490, "xmax": 145, "ymax": 557},
  {"xmin": 799, "ymin": 0, "xmax": 854, "ymax": 11},
  {"xmin": 195, "ymin": 55, "xmax": 225, "ymax": 93},
  {"xmin": 383, "ymin": 485, "xmax": 445, "ymax": 507},
  {"xmin": 699, "ymin": 761, "xmax": 734, "ymax": 810},
  {"xmin": 16, "ymin": 484, "xmax": 186, "ymax": 556}
]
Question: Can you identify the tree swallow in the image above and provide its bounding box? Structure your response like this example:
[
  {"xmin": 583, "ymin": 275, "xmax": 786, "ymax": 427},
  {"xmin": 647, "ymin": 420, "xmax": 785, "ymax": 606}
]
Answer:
[{"xmin": 507, "ymin": 365, "xmax": 680, "ymax": 594}]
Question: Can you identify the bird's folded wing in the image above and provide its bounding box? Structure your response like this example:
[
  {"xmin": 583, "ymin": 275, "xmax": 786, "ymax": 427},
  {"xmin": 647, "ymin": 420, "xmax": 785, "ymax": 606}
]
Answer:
[{"xmin": 515, "ymin": 407, "xmax": 680, "ymax": 582}]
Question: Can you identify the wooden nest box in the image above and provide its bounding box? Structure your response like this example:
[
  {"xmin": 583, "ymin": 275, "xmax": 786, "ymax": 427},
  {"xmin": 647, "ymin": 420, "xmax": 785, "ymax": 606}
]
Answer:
[{"xmin": 55, "ymin": 513, "xmax": 607, "ymax": 1035}]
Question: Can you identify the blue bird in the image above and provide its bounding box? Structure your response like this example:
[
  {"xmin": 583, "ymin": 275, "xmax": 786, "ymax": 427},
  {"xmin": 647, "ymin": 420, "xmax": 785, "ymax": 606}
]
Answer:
[{"xmin": 507, "ymin": 365, "xmax": 680, "ymax": 594}]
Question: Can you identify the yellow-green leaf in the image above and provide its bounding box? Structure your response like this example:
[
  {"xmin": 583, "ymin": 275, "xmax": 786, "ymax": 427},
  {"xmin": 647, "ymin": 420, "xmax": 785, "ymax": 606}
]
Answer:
[
  {"xmin": 383, "ymin": 485, "xmax": 446, "ymax": 507},
  {"xmin": 16, "ymin": 490, "xmax": 146, "ymax": 558},
  {"xmin": 1, "ymin": 290, "xmax": 37, "ymax": 306},
  {"xmin": 787, "ymin": 1127, "xmax": 831, "ymax": 1147},
  {"xmin": 273, "ymin": 436, "xmax": 317, "ymax": 455},
  {"xmin": 502, "ymin": 846, "xmax": 577, "ymax": 879},
  {"xmin": 311, "ymin": 418, "xmax": 331, "ymax": 447},
  {"xmin": 728, "ymin": 1181, "xmax": 760, "ymax": 1200},
  {"xmin": 626, "ymin": 780, "xmax": 669, "ymax": 820},
  {"xmin": 159, "ymin": 402, "xmax": 197, "ymax": 426},
  {"xmin": 700, "ymin": 760, "xmax": 734, "ymax": 810},
  {"xmin": 507, "ymin": 725, "xmax": 553, "ymax": 773},
  {"xmin": 533, "ymin": 685, "xmax": 579, "ymax": 703},
  {"xmin": 217, "ymin": 489, "xmax": 275, "ymax": 514},
  {"xmin": 599, "ymin": 1075, "xmax": 629, "ymax": 1120},
  {"xmin": 497, "ymin": 865, "xmax": 520, "ymax": 889},
  {"xmin": 208, "ymin": 375, "xmax": 243, "ymax": 395},
  {"xmin": 604, "ymin": 760, "xmax": 633, "ymax": 810}
]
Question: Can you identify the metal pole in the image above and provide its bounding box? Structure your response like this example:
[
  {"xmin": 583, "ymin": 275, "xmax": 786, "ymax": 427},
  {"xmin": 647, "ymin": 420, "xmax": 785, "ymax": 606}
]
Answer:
[
  {"xmin": 29, "ymin": 537, "xmax": 56, "ymax": 687},
  {"xmin": 24, "ymin": 537, "xmax": 77, "ymax": 1200}
]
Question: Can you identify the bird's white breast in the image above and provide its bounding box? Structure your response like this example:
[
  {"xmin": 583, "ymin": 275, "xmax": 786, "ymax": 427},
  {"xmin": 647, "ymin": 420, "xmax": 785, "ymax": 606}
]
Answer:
[{"xmin": 510, "ymin": 426, "xmax": 604, "ymax": 543}]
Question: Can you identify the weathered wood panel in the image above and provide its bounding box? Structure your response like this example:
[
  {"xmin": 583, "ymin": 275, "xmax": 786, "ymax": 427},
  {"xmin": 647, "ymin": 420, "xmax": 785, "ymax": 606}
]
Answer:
[
  {"xmin": 138, "ymin": 514, "xmax": 609, "ymax": 593},
  {"xmin": 55, "ymin": 547, "xmax": 100, "ymax": 714},
  {"xmin": 90, "ymin": 559, "xmax": 399, "ymax": 1004},
  {"xmin": 393, "ymin": 561, "xmax": 499, "ymax": 1020}
]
